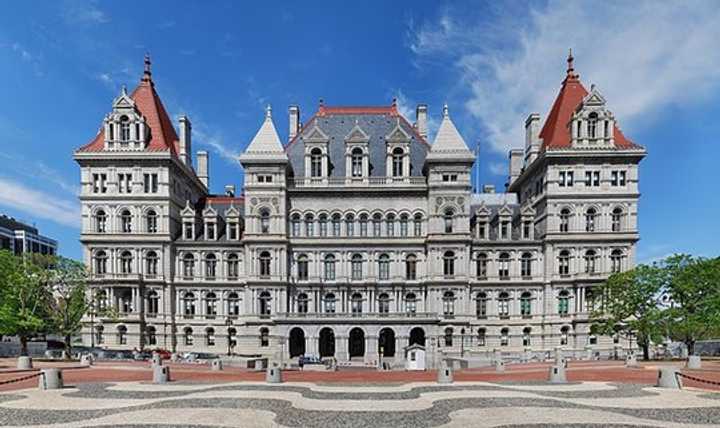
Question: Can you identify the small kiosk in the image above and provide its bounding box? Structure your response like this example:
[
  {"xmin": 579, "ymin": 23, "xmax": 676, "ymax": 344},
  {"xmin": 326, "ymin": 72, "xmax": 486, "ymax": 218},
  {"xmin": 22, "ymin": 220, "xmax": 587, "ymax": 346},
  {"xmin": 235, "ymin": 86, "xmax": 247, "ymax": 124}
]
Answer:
[{"xmin": 404, "ymin": 344, "xmax": 426, "ymax": 371}]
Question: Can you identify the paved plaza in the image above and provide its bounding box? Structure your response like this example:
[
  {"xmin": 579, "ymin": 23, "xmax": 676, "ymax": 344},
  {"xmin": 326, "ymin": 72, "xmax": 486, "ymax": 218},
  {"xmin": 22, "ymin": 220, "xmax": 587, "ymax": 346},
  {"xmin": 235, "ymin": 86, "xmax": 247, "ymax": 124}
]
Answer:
[{"xmin": 1, "ymin": 359, "xmax": 720, "ymax": 427}]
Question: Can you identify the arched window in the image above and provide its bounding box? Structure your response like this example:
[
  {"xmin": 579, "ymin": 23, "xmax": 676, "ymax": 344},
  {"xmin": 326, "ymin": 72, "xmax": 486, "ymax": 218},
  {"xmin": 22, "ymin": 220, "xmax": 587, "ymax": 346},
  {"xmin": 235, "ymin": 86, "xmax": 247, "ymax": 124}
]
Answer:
[
  {"xmin": 117, "ymin": 325, "xmax": 128, "ymax": 345},
  {"xmin": 444, "ymin": 327, "xmax": 453, "ymax": 347},
  {"xmin": 95, "ymin": 325, "xmax": 104, "ymax": 344},
  {"xmin": 318, "ymin": 214, "xmax": 328, "ymax": 236},
  {"xmin": 611, "ymin": 249, "xmax": 624, "ymax": 273},
  {"xmin": 94, "ymin": 289, "xmax": 108, "ymax": 310},
  {"xmin": 611, "ymin": 207, "xmax": 623, "ymax": 232},
  {"xmin": 558, "ymin": 250, "xmax": 570, "ymax": 275},
  {"xmin": 332, "ymin": 213, "xmax": 341, "ymax": 236},
  {"xmin": 585, "ymin": 208, "xmax": 597, "ymax": 232},
  {"xmin": 413, "ymin": 214, "xmax": 423, "ymax": 236},
  {"xmin": 290, "ymin": 213, "xmax": 300, "ymax": 237},
  {"xmin": 260, "ymin": 327, "xmax": 269, "ymax": 347},
  {"xmin": 205, "ymin": 292, "xmax": 218, "ymax": 318},
  {"xmin": 183, "ymin": 292, "xmax": 196, "ymax": 317},
  {"xmin": 442, "ymin": 291, "xmax": 455, "ymax": 316},
  {"xmin": 498, "ymin": 252, "xmax": 510, "ymax": 279},
  {"xmin": 227, "ymin": 292, "xmax": 240, "ymax": 316},
  {"xmin": 258, "ymin": 291, "xmax": 271, "ymax": 315},
  {"xmin": 260, "ymin": 209, "xmax": 271, "ymax": 234},
  {"xmin": 297, "ymin": 254, "xmax": 309, "ymax": 281},
  {"xmin": 559, "ymin": 208, "xmax": 571, "ymax": 232},
  {"xmin": 476, "ymin": 253, "xmax": 488, "ymax": 278},
  {"xmin": 351, "ymin": 147, "xmax": 363, "ymax": 177},
  {"xmin": 405, "ymin": 292, "xmax": 417, "ymax": 313},
  {"xmin": 297, "ymin": 293, "xmax": 308, "ymax": 313},
  {"xmin": 310, "ymin": 148, "xmax": 323, "ymax": 177},
  {"xmin": 324, "ymin": 254, "xmax": 336, "ymax": 281},
  {"xmin": 359, "ymin": 214, "xmax": 368, "ymax": 237},
  {"xmin": 120, "ymin": 250, "xmax": 133, "ymax": 274},
  {"xmin": 477, "ymin": 328, "xmax": 486, "ymax": 346},
  {"xmin": 378, "ymin": 293, "xmax": 390, "ymax": 313},
  {"xmin": 324, "ymin": 293, "xmax": 336, "ymax": 313},
  {"xmin": 146, "ymin": 210, "xmax": 158, "ymax": 233},
  {"xmin": 119, "ymin": 290, "xmax": 132, "ymax": 313},
  {"xmin": 182, "ymin": 253, "xmax": 195, "ymax": 278},
  {"xmin": 520, "ymin": 252, "xmax": 532, "ymax": 278},
  {"xmin": 585, "ymin": 288, "xmax": 596, "ymax": 313},
  {"xmin": 145, "ymin": 251, "xmax": 158, "ymax": 276},
  {"xmin": 95, "ymin": 210, "xmax": 107, "ymax": 233},
  {"xmin": 444, "ymin": 209, "xmax": 454, "ymax": 233},
  {"xmin": 227, "ymin": 253, "xmax": 239, "ymax": 279},
  {"xmin": 500, "ymin": 328, "xmax": 509, "ymax": 346},
  {"xmin": 523, "ymin": 327, "xmax": 531, "ymax": 347},
  {"xmin": 351, "ymin": 293, "xmax": 363, "ymax": 314},
  {"xmin": 119, "ymin": 115, "xmax": 131, "ymax": 142},
  {"xmin": 498, "ymin": 292, "xmax": 510, "ymax": 318},
  {"xmin": 206, "ymin": 327, "xmax": 215, "ymax": 346},
  {"xmin": 399, "ymin": 214, "xmax": 409, "ymax": 237},
  {"xmin": 378, "ymin": 254, "xmax": 390, "ymax": 280},
  {"xmin": 345, "ymin": 214, "xmax": 355, "ymax": 236},
  {"xmin": 94, "ymin": 250, "xmax": 108, "ymax": 275},
  {"xmin": 584, "ymin": 250, "xmax": 597, "ymax": 274},
  {"xmin": 184, "ymin": 327, "xmax": 194, "ymax": 346},
  {"xmin": 588, "ymin": 112, "xmax": 598, "ymax": 139},
  {"xmin": 259, "ymin": 251, "xmax": 271, "ymax": 278},
  {"xmin": 120, "ymin": 209, "xmax": 132, "ymax": 233},
  {"xmin": 405, "ymin": 254, "xmax": 417, "ymax": 280},
  {"xmin": 392, "ymin": 147, "xmax": 404, "ymax": 177},
  {"xmin": 385, "ymin": 213, "xmax": 395, "ymax": 237},
  {"xmin": 560, "ymin": 326, "xmax": 570, "ymax": 345},
  {"xmin": 372, "ymin": 213, "xmax": 382, "ymax": 236},
  {"xmin": 520, "ymin": 292, "xmax": 532, "ymax": 317},
  {"xmin": 443, "ymin": 251, "xmax": 455, "ymax": 277},
  {"xmin": 205, "ymin": 254, "xmax": 217, "ymax": 279},
  {"xmin": 476, "ymin": 292, "xmax": 488, "ymax": 318},
  {"xmin": 558, "ymin": 290, "xmax": 570, "ymax": 316},
  {"xmin": 351, "ymin": 254, "xmax": 363, "ymax": 280},
  {"xmin": 305, "ymin": 214, "xmax": 314, "ymax": 236}
]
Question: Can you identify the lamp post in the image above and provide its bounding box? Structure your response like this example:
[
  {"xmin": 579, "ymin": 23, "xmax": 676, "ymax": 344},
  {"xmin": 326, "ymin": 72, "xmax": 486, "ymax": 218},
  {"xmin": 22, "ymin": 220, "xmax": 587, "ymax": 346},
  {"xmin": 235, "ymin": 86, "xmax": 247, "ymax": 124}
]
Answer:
[{"xmin": 460, "ymin": 328, "xmax": 465, "ymax": 358}]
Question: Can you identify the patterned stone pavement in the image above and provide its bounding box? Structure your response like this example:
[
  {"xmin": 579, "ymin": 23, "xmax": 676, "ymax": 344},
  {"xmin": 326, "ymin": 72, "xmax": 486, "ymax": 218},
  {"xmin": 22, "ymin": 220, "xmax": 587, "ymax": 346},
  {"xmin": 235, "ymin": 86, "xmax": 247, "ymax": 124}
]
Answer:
[{"xmin": 1, "ymin": 380, "xmax": 719, "ymax": 427}]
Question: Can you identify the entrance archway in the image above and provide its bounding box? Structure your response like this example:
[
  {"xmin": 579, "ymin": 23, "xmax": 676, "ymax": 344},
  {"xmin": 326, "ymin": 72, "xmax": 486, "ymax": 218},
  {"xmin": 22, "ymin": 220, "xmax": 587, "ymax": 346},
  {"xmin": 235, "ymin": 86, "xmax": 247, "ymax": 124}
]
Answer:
[
  {"xmin": 409, "ymin": 327, "xmax": 425, "ymax": 346},
  {"xmin": 319, "ymin": 327, "xmax": 335, "ymax": 357},
  {"xmin": 378, "ymin": 328, "xmax": 396, "ymax": 357},
  {"xmin": 289, "ymin": 327, "xmax": 306, "ymax": 358},
  {"xmin": 349, "ymin": 327, "xmax": 365, "ymax": 358}
]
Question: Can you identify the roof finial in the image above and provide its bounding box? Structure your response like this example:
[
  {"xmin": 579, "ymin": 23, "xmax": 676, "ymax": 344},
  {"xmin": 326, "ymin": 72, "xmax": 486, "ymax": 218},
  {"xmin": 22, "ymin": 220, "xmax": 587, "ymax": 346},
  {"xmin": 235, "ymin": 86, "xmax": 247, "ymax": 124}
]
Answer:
[
  {"xmin": 142, "ymin": 53, "xmax": 152, "ymax": 82},
  {"xmin": 566, "ymin": 48, "xmax": 575, "ymax": 77},
  {"xmin": 121, "ymin": 84, "xmax": 127, "ymax": 96},
  {"xmin": 265, "ymin": 104, "xmax": 272, "ymax": 119},
  {"xmin": 442, "ymin": 103, "xmax": 449, "ymax": 118},
  {"xmin": 319, "ymin": 98, "xmax": 324, "ymax": 108}
]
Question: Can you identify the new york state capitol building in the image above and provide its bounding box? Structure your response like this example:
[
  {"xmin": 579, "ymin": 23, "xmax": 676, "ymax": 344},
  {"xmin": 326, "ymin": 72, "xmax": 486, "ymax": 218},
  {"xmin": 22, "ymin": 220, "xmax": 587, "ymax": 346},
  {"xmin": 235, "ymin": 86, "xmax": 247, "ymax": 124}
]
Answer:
[{"xmin": 75, "ymin": 54, "xmax": 645, "ymax": 367}]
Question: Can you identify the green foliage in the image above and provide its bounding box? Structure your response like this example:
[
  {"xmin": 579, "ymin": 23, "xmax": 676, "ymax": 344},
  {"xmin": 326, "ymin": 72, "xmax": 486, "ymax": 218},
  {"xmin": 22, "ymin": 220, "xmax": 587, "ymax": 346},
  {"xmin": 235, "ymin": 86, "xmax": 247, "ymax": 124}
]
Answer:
[{"xmin": 45, "ymin": 256, "xmax": 89, "ymax": 356}]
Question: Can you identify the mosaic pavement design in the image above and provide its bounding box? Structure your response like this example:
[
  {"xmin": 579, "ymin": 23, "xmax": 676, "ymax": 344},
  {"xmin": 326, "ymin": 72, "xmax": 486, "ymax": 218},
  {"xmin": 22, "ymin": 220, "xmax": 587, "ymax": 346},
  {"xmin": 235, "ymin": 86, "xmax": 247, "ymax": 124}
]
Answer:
[{"xmin": 0, "ymin": 380, "xmax": 719, "ymax": 427}]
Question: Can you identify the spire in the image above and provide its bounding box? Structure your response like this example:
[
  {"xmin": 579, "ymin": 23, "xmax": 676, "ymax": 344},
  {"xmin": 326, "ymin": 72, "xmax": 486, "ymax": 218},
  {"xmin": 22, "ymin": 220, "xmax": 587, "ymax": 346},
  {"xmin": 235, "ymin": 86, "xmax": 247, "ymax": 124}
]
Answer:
[
  {"xmin": 265, "ymin": 104, "xmax": 272, "ymax": 119},
  {"xmin": 442, "ymin": 103, "xmax": 449, "ymax": 118},
  {"xmin": 121, "ymin": 84, "xmax": 127, "ymax": 96},
  {"xmin": 142, "ymin": 53, "xmax": 153, "ymax": 84},
  {"xmin": 565, "ymin": 48, "xmax": 578, "ymax": 81},
  {"xmin": 239, "ymin": 105, "xmax": 288, "ymax": 163},
  {"xmin": 426, "ymin": 103, "xmax": 474, "ymax": 163}
]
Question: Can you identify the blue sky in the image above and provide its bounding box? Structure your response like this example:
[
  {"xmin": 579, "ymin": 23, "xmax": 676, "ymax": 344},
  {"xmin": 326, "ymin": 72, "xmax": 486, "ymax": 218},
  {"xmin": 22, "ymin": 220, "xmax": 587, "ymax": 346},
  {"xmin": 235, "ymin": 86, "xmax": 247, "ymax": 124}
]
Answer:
[{"xmin": 0, "ymin": 0, "xmax": 718, "ymax": 262}]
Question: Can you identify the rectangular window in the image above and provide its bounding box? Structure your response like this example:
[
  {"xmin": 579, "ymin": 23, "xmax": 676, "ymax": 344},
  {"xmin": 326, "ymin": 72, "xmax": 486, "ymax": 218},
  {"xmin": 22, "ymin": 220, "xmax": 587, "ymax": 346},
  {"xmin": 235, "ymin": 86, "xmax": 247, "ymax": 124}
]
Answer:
[
  {"xmin": 477, "ymin": 221, "xmax": 486, "ymax": 239},
  {"xmin": 611, "ymin": 170, "xmax": 627, "ymax": 186},
  {"xmin": 206, "ymin": 224, "xmax": 215, "ymax": 240},
  {"xmin": 228, "ymin": 223, "xmax": 238, "ymax": 240},
  {"xmin": 143, "ymin": 173, "xmax": 159, "ymax": 193},
  {"xmin": 522, "ymin": 221, "xmax": 531, "ymax": 239},
  {"xmin": 92, "ymin": 173, "xmax": 108, "ymax": 194},
  {"xmin": 184, "ymin": 222, "xmax": 193, "ymax": 239},
  {"xmin": 559, "ymin": 171, "xmax": 574, "ymax": 187},
  {"xmin": 585, "ymin": 171, "xmax": 600, "ymax": 187},
  {"xmin": 118, "ymin": 173, "xmax": 133, "ymax": 194},
  {"xmin": 500, "ymin": 221, "xmax": 509, "ymax": 240}
]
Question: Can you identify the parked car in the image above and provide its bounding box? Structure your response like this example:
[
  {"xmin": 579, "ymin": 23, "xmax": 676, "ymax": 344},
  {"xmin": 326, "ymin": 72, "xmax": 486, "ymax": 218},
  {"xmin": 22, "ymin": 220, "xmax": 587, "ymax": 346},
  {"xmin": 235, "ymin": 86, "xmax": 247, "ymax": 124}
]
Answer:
[
  {"xmin": 182, "ymin": 352, "xmax": 219, "ymax": 362},
  {"xmin": 149, "ymin": 349, "xmax": 172, "ymax": 360}
]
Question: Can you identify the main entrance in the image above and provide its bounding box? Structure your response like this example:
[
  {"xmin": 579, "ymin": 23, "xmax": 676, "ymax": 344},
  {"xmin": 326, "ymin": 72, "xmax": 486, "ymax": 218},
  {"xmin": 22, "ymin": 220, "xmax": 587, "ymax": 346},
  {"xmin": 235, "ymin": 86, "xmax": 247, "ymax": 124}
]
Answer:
[
  {"xmin": 409, "ymin": 327, "xmax": 425, "ymax": 346},
  {"xmin": 349, "ymin": 327, "xmax": 365, "ymax": 358},
  {"xmin": 319, "ymin": 327, "xmax": 335, "ymax": 357},
  {"xmin": 289, "ymin": 327, "xmax": 305, "ymax": 358},
  {"xmin": 378, "ymin": 328, "xmax": 395, "ymax": 357}
]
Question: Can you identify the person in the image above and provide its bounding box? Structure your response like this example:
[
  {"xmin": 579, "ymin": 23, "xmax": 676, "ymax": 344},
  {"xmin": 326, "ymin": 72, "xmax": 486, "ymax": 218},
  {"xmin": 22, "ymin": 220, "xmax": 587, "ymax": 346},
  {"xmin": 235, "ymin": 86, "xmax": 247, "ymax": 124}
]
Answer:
[{"xmin": 298, "ymin": 355, "xmax": 305, "ymax": 371}]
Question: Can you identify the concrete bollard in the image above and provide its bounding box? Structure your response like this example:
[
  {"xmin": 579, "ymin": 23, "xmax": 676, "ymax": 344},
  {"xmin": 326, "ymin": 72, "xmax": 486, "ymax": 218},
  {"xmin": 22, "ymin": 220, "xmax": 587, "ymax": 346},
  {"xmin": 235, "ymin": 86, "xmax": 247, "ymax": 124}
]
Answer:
[
  {"xmin": 437, "ymin": 361, "xmax": 453, "ymax": 384},
  {"xmin": 687, "ymin": 355, "xmax": 701, "ymax": 370},
  {"xmin": 626, "ymin": 353, "xmax": 638, "ymax": 368},
  {"xmin": 151, "ymin": 353, "xmax": 162, "ymax": 367},
  {"xmin": 153, "ymin": 365, "xmax": 171, "ymax": 384},
  {"xmin": 549, "ymin": 364, "xmax": 567, "ymax": 383},
  {"xmin": 17, "ymin": 356, "xmax": 33, "ymax": 370},
  {"xmin": 80, "ymin": 354, "xmax": 94, "ymax": 366},
  {"xmin": 495, "ymin": 359, "xmax": 505, "ymax": 373},
  {"xmin": 657, "ymin": 367, "xmax": 681, "ymax": 389},
  {"xmin": 266, "ymin": 362, "xmax": 283, "ymax": 383},
  {"xmin": 39, "ymin": 368, "xmax": 63, "ymax": 390},
  {"xmin": 585, "ymin": 347, "xmax": 593, "ymax": 361},
  {"xmin": 210, "ymin": 359, "xmax": 223, "ymax": 371}
]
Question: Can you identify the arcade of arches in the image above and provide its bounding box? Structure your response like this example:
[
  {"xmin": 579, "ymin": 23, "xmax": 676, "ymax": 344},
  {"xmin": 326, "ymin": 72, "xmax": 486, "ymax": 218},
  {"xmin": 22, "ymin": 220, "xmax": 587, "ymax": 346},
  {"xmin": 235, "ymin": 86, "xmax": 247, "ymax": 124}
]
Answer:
[{"xmin": 287, "ymin": 326, "xmax": 427, "ymax": 361}]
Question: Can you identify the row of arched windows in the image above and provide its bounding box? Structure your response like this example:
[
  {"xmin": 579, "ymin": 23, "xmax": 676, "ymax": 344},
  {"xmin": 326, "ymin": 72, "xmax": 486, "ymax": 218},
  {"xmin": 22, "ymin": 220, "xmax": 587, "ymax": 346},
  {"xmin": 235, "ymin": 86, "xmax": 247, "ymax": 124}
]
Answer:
[
  {"xmin": 442, "ymin": 325, "xmax": 579, "ymax": 347},
  {"xmin": 93, "ymin": 250, "xmax": 159, "ymax": 276},
  {"xmin": 296, "ymin": 253, "xmax": 420, "ymax": 281},
  {"xmin": 289, "ymin": 211, "xmax": 424, "ymax": 238},
  {"xmin": 293, "ymin": 291, "xmax": 420, "ymax": 314},
  {"xmin": 557, "ymin": 249, "xmax": 625, "ymax": 275},
  {"xmin": 559, "ymin": 206, "xmax": 625, "ymax": 233},
  {"xmin": 474, "ymin": 252, "xmax": 534, "ymax": 279},
  {"xmin": 308, "ymin": 147, "xmax": 408, "ymax": 178},
  {"xmin": 94, "ymin": 208, "xmax": 158, "ymax": 234},
  {"xmin": 181, "ymin": 291, "xmax": 243, "ymax": 318},
  {"xmin": 180, "ymin": 253, "xmax": 241, "ymax": 280}
]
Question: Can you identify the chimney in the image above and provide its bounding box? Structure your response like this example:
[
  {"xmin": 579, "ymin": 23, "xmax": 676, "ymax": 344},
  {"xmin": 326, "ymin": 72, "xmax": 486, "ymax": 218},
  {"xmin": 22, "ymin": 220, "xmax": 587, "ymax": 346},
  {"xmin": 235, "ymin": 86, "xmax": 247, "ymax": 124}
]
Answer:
[
  {"xmin": 224, "ymin": 185, "xmax": 235, "ymax": 197},
  {"xmin": 525, "ymin": 113, "xmax": 541, "ymax": 165},
  {"xmin": 509, "ymin": 149, "xmax": 524, "ymax": 185},
  {"xmin": 288, "ymin": 105, "xmax": 300, "ymax": 142},
  {"xmin": 483, "ymin": 184, "xmax": 495, "ymax": 194},
  {"xmin": 179, "ymin": 115, "xmax": 192, "ymax": 166},
  {"xmin": 415, "ymin": 104, "xmax": 428, "ymax": 139},
  {"xmin": 197, "ymin": 150, "xmax": 209, "ymax": 188}
]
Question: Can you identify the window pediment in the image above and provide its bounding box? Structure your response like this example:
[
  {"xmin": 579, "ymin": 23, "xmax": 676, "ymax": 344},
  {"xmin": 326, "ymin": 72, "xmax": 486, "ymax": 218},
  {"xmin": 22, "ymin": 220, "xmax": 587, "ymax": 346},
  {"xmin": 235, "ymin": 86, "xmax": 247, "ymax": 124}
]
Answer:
[
  {"xmin": 385, "ymin": 119, "xmax": 411, "ymax": 144},
  {"xmin": 302, "ymin": 124, "xmax": 330, "ymax": 143},
  {"xmin": 344, "ymin": 121, "xmax": 370, "ymax": 144}
]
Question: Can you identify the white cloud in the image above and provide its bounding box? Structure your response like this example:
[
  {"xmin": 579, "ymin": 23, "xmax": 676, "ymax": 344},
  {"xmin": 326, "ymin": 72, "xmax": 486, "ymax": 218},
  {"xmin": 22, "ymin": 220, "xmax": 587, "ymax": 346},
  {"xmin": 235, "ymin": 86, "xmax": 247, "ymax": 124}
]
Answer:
[
  {"xmin": 488, "ymin": 162, "xmax": 506, "ymax": 176},
  {"xmin": 194, "ymin": 127, "xmax": 241, "ymax": 165},
  {"xmin": 63, "ymin": 0, "xmax": 109, "ymax": 24},
  {"xmin": 0, "ymin": 178, "xmax": 79, "ymax": 228},
  {"xmin": 393, "ymin": 89, "xmax": 440, "ymax": 141},
  {"xmin": 0, "ymin": 153, "xmax": 79, "ymax": 196},
  {"xmin": 409, "ymin": 1, "xmax": 720, "ymax": 154}
]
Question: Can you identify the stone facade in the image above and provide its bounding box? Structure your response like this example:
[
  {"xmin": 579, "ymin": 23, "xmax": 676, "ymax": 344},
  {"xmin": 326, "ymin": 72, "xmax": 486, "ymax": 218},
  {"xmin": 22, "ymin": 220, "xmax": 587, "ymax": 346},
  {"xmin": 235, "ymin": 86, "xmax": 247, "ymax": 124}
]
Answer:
[{"xmin": 74, "ymin": 54, "xmax": 645, "ymax": 366}]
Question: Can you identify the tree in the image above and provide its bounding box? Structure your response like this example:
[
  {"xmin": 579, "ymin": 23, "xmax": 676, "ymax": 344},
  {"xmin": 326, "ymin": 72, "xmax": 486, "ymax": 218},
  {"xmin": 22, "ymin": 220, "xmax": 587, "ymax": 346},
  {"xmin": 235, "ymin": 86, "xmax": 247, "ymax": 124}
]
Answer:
[
  {"xmin": 43, "ymin": 256, "xmax": 89, "ymax": 358},
  {"xmin": 591, "ymin": 264, "xmax": 666, "ymax": 360},
  {"xmin": 662, "ymin": 255, "xmax": 720, "ymax": 356},
  {"xmin": 0, "ymin": 250, "xmax": 52, "ymax": 356}
]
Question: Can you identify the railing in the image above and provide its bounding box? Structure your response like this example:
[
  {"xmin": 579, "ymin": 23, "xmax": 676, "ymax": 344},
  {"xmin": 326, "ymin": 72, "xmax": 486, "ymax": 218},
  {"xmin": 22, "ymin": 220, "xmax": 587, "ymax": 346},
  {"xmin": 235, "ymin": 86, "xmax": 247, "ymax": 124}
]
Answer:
[
  {"xmin": 289, "ymin": 176, "xmax": 426, "ymax": 188},
  {"xmin": 276, "ymin": 311, "xmax": 437, "ymax": 319}
]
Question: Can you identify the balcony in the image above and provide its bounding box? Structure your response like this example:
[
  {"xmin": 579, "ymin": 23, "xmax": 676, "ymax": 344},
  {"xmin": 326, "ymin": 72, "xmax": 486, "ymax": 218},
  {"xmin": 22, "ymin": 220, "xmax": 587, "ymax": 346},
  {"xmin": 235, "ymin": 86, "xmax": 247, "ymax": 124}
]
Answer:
[
  {"xmin": 276, "ymin": 311, "xmax": 438, "ymax": 320},
  {"xmin": 289, "ymin": 176, "xmax": 426, "ymax": 189}
]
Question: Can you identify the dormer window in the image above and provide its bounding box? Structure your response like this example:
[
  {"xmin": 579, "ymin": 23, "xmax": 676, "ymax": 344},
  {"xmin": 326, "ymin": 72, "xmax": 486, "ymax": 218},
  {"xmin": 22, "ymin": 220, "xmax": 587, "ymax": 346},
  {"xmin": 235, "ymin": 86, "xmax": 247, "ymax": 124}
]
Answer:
[
  {"xmin": 228, "ymin": 222, "xmax": 238, "ymax": 240},
  {"xmin": 183, "ymin": 221, "xmax": 194, "ymax": 239},
  {"xmin": 587, "ymin": 112, "xmax": 598, "ymax": 139},
  {"xmin": 392, "ymin": 148, "xmax": 404, "ymax": 177},
  {"xmin": 351, "ymin": 148, "xmax": 363, "ymax": 177},
  {"xmin": 206, "ymin": 222, "xmax": 216, "ymax": 240},
  {"xmin": 120, "ymin": 115, "xmax": 131, "ymax": 142},
  {"xmin": 310, "ymin": 148, "xmax": 323, "ymax": 177}
]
